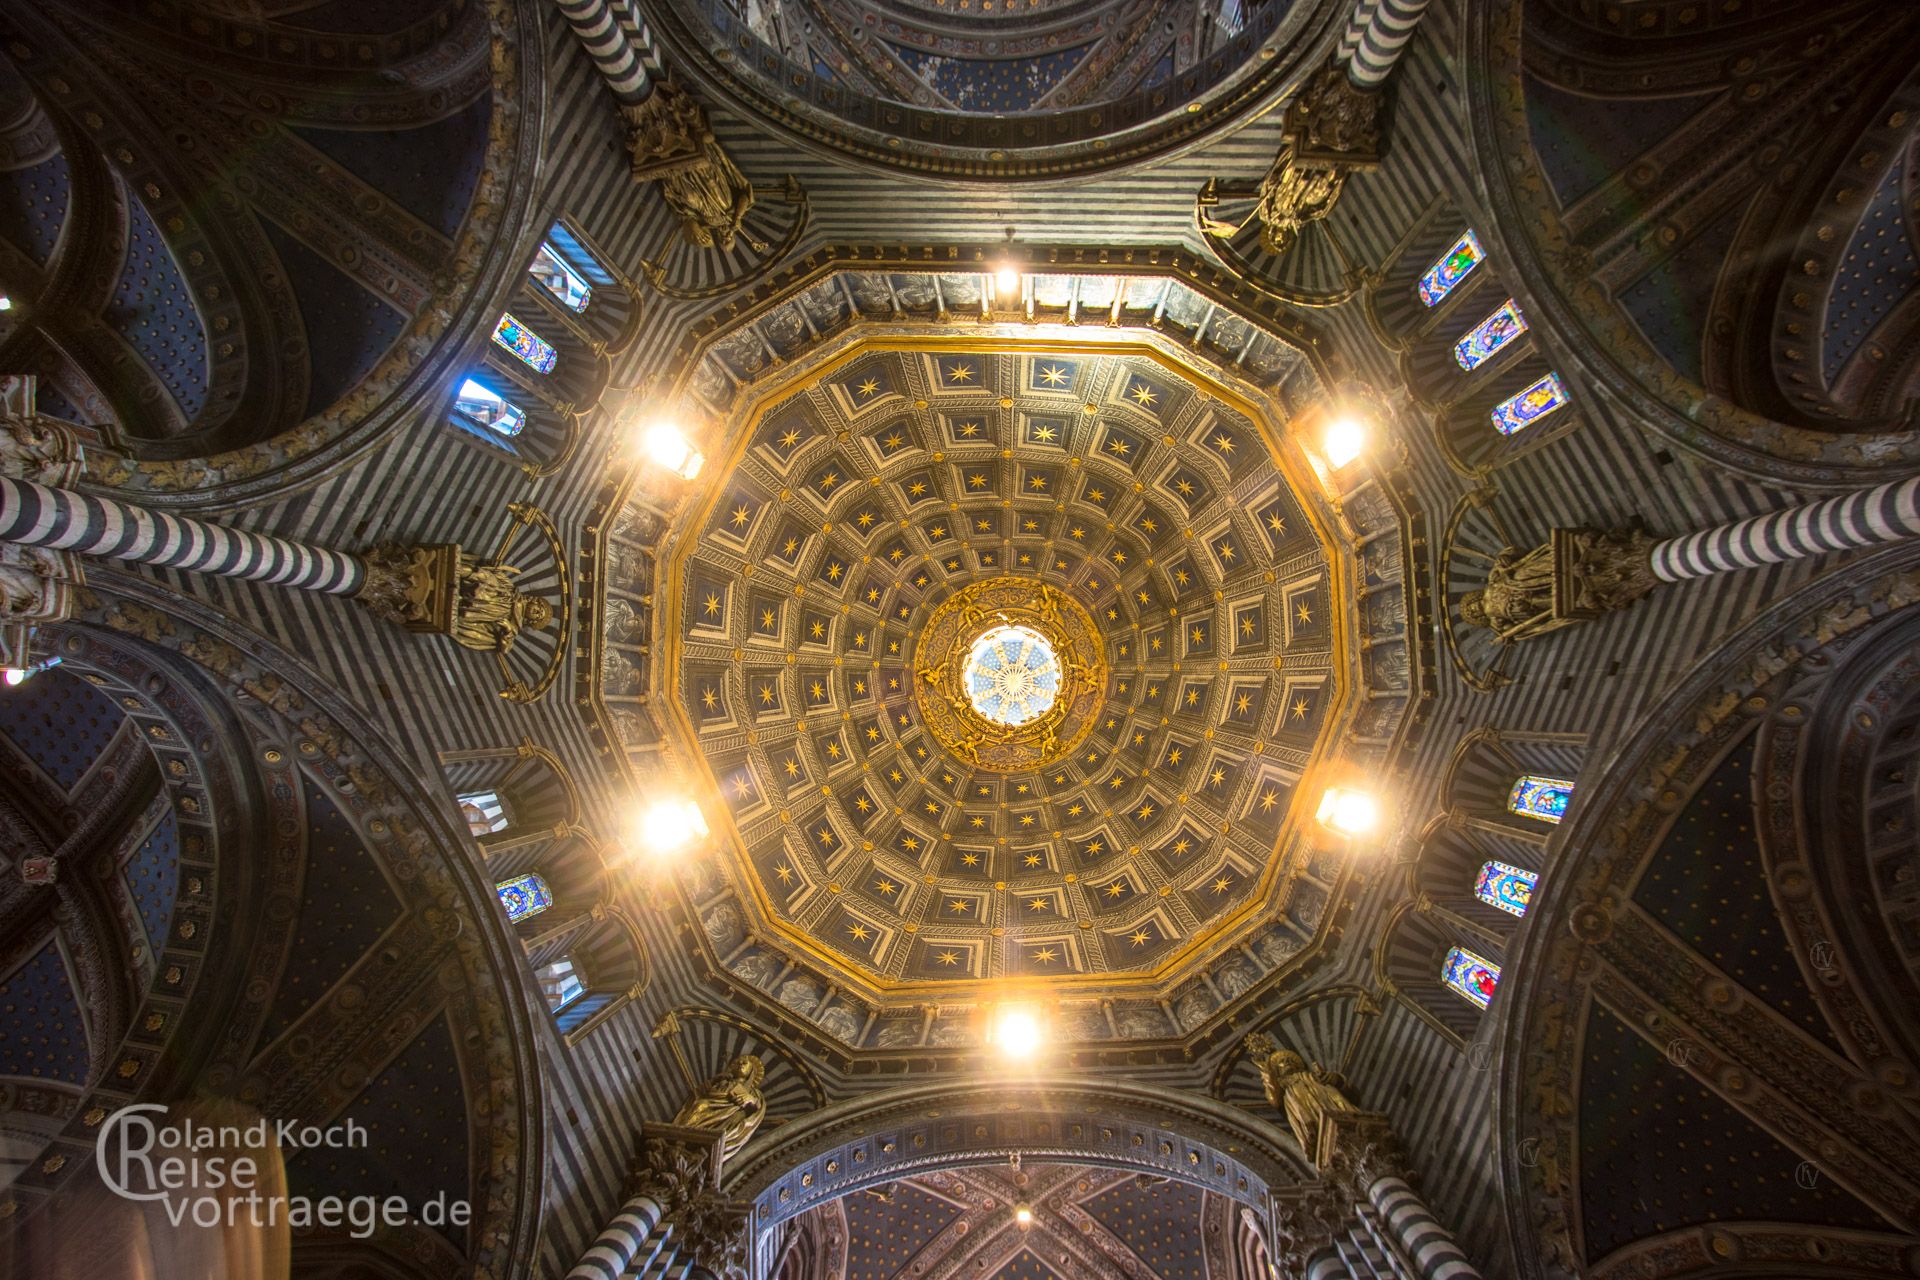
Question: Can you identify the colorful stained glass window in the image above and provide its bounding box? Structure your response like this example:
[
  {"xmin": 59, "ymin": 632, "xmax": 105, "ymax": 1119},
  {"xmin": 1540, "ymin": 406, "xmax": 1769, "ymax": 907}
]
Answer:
[
  {"xmin": 1454, "ymin": 299, "xmax": 1528, "ymax": 371},
  {"xmin": 1508, "ymin": 774, "xmax": 1575, "ymax": 824},
  {"xmin": 1491, "ymin": 373, "xmax": 1570, "ymax": 436},
  {"xmin": 457, "ymin": 789, "xmax": 508, "ymax": 836},
  {"xmin": 529, "ymin": 242, "xmax": 592, "ymax": 312},
  {"xmin": 536, "ymin": 956, "xmax": 584, "ymax": 1011},
  {"xmin": 494, "ymin": 873, "xmax": 552, "ymax": 923},
  {"xmin": 1419, "ymin": 230, "xmax": 1484, "ymax": 307},
  {"xmin": 1442, "ymin": 946, "xmax": 1501, "ymax": 1009},
  {"xmin": 963, "ymin": 624, "xmax": 1061, "ymax": 726},
  {"xmin": 454, "ymin": 379, "xmax": 526, "ymax": 437},
  {"xmin": 493, "ymin": 312, "xmax": 557, "ymax": 374},
  {"xmin": 1474, "ymin": 860, "xmax": 1538, "ymax": 917}
]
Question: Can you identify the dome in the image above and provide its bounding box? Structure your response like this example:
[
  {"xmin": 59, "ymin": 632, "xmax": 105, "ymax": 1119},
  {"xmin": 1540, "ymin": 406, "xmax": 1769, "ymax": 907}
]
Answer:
[{"xmin": 644, "ymin": 0, "xmax": 1342, "ymax": 179}]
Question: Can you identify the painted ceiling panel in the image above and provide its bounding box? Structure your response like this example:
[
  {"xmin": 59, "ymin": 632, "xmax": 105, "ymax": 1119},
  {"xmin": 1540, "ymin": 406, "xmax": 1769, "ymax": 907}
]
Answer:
[
  {"xmin": 1576, "ymin": 1002, "xmax": 1888, "ymax": 1263},
  {"xmin": 285, "ymin": 1012, "xmax": 472, "ymax": 1251},
  {"xmin": 0, "ymin": 940, "xmax": 90, "ymax": 1086},
  {"xmin": 256, "ymin": 779, "xmax": 405, "ymax": 1047},
  {"xmin": 1632, "ymin": 733, "xmax": 1846, "ymax": 1056}
]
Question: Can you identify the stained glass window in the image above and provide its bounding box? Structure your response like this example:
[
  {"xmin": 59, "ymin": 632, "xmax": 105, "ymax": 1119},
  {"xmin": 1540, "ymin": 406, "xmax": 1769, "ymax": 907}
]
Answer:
[
  {"xmin": 457, "ymin": 789, "xmax": 508, "ymax": 836},
  {"xmin": 1419, "ymin": 230, "xmax": 1484, "ymax": 307},
  {"xmin": 529, "ymin": 242, "xmax": 592, "ymax": 312},
  {"xmin": 1454, "ymin": 299, "xmax": 1528, "ymax": 371},
  {"xmin": 536, "ymin": 956, "xmax": 584, "ymax": 1011},
  {"xmin": 1507, "ymin": 774, "xmax": 1575, "ymax": 824},
  {"xmin": 1442, "ymin": 946, "xmax": 1501, "ymax": 1009},
  {"xmin": 493, "ymin": 312, "xmax": 557, "ymax": 374},
  {"xmin": 1474, "ymin": 860, "xmax": 1538, "ymax": 917},
  {"xmin": 1491, "ymin": 373, "xmax": 1569, "ymax": 436},
  {"xmin": 454, "ymin": 378, "xmax": 526, "ymax": 437},
  {"xmin": 494, "ymin": 873, "xmax": 553, "ymax": 923},
  {"xmin": 963, "ymin": 624, "xmax": 1061, "ymax": 726}
]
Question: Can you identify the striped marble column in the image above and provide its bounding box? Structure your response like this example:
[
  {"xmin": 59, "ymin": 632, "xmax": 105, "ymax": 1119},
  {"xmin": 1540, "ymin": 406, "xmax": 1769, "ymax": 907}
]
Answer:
[
  {"xmin": 1306, "ymin": 1246, "xmax": 1356, "ymax": 1280},
  {"xmin": 1339, "ymin": 0, "xmax": 1431, "ymax": 88},
  {"xmin": 1368, "ymin": 1177, "xmax": 1481, "ymax": 1280},
  {"xmin": 1650, "ymin": 474, "xmax": 1920, "ymax": 583},
  {"xmin": 566, "ymin": 1195, "xmax": 666, "ymax": 1280},
  {"xmin": 554, "ymin": 0, "xmax": 653, "ymax": 103},
  {"xmin": 0, "ymin": 475, "xmax": 364, "ymax": 594}
]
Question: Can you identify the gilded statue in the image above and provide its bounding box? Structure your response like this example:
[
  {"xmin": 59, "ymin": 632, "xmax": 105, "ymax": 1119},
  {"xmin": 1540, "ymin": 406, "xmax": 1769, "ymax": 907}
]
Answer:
[
  {"xmin": 672, "ymin": 1054, "xmax": 766, "ymax": 1168},
  {"xmin": 1245, "ymin": 1032, "xmax": 1355, "ymax": 1167},
  {"xmin": 451, "ymin": 557, "xmax": 553, "ymax": 654},
  {"xmin": 623, "ymin": 82, "xmax": 757, "ymax": 252}
]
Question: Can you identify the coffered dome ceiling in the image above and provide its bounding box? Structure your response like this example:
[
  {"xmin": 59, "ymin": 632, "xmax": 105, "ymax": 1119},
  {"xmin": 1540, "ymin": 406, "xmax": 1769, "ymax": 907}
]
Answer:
[{"xmin": 593, "ymin": 261, "xmax": 1426, "ymax": 1054}]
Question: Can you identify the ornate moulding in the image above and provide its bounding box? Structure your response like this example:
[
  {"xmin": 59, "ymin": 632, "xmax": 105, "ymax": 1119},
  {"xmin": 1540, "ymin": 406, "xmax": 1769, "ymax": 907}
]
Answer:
[{"xmin": 914, "ymin": 576, "xmax": 1105, "ymax": 773}]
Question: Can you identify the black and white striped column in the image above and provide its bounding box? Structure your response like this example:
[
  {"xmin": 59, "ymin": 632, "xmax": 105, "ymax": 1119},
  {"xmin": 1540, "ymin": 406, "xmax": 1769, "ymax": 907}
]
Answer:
[
  {"xmin": 1368, "ymin": 1177, "xmax": 1481, "ymax": 1280},
  {"xmin": 554, "ymin": 0, "xmax": 654, "ymax": 103},
  {"xmin": 1306, "ymin": 1245, "xmax": 1356, "ymax": 1280},
  {"xmin": 0, "ymin": 475, "xmax": 364, "ymax": 594},
  {"xmin": 1650, "ymin": 474, "xmax": 1920, "ymax": 583},
  {"xmin": 1337, "ymin": 0, "xmax": 1430, "ymax": 88},
  {"xmin": 565, "ymin": 1195, "xmax": 666, "ymax": 1280}
]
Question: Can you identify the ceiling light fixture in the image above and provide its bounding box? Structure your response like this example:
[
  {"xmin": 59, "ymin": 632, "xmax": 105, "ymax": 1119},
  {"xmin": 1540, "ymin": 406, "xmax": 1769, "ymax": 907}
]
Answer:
[
  {"xmin": 634, "ymin": 797, "xmax": 709, "ymax": 856},
  {"xmin": 994, "ymin": 225, "xmax": 1022, "ymax": 299},
  {"xmin": 989, "ymin": 1005, "xmax": 1044, "ymax": 1060},
  {"xmin": 2, "ymin": 656, "xmax": 60, "ymax": 687},
  {"xmin": 1322, "ymin": 413, "xmax": 1370, "ymax": 469},
  {"xmin": 1014, "ymin": 1204, "xmax": 1034, "ymax": 1228},
  {"xmin": 640, "ymin": 420, "xmax": 704, "ymax": 481},
  {"xmin": 1315, "ymin": 786, "xmax": 1379, "ymax": 837}
]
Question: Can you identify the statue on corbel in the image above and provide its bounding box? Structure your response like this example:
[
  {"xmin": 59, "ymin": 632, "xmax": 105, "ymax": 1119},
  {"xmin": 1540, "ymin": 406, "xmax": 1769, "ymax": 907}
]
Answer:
[
  {"xmin": 355, "ymin": 544, "xmax": 553, "ymax": 654},
  {"xmin": 619, "ymin": 1054, "xmax": 766, "ymax": 1279},
  {"xmin": 623, "ymin": 82, "xmax": 757, "ymax": 252},
  {"xmin": 1456, "ymin": 526, "xmax": 1660, "ymax": 643},
  {"xmin": 1199, "ymin": 60, "xmax": 1390, "ymax": 256}
]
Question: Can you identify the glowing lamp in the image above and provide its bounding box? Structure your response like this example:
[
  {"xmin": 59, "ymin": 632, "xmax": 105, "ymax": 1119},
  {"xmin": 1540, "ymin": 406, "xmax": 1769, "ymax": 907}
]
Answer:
[
  {"xmin": 1316, "ymin": 786, "xmax": 1378, "ymax": 836},
  {"xmin": 994, "ymin": 265, "xmax": 1022, "ymax": 298},
  {"xmin": 641, "ymin": 421, "xmax": 704, "ymax": 480},
  {"xmin": 2, "ymin": 657, "xmax": 60, "ymax": 687},
  {"xmin": 1014, "ymin": 1205, "xmax": 1034, "ymax": 1228},
  {"xmin": 1322, "ymin": 414, "xmax": 1369, "ymax": 469},
  {"xmin": 635, "ymin": 798, "xmax": 709, "ymax": 855},
  {"xmin": 990, "ymin": 1006, "xmax": 1044, "ymax": 1060},
  {"xmin": 0, "ymin": 295, "xmax": 12, "ymax": 312}
]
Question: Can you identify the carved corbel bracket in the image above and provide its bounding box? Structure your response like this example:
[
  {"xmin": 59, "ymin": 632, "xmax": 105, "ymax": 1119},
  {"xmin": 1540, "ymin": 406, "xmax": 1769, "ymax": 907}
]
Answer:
[
  {"xmin": 629, "ymin": 1124, "xmax": 751, "ymax": 1280},
  {"xmin": 622, "ymin": 82, "xmax": 758, "ymax": 253},
  {"xmin": 354, "ymin": 543, "xmax": 460, "ymax": 633}
]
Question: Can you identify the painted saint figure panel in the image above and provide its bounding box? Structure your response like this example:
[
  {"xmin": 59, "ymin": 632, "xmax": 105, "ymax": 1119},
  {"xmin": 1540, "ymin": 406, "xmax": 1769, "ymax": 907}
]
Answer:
[
  {"xmin": 493, "ymin": 312, "xmax": 558, "ymax": 374},
  {"xmin": 1454, "ymin": 299, "xmax": 1528, "ymax": 371},
  {"xmin": 1419, "ymin": 230, "xmax": 1484, "ymax": 307},
  {"xmin": 1507, "ymin": 774, "xmax": 1575, "ymax": 824},
  {"xmin": 1474, "ymin": 860, "xmax": 1538, "ymax": 917},
  {"xmin": 1442, "ymin": 946, "xmax": 1501, "ymax": 1009},
  {"xmin": 495, "ymin": 872, "xmax": 553, "ymax": 923},
  {"xmin": 1491, "ymin": 373, "xmax": 1569, "ymax": 435}
]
